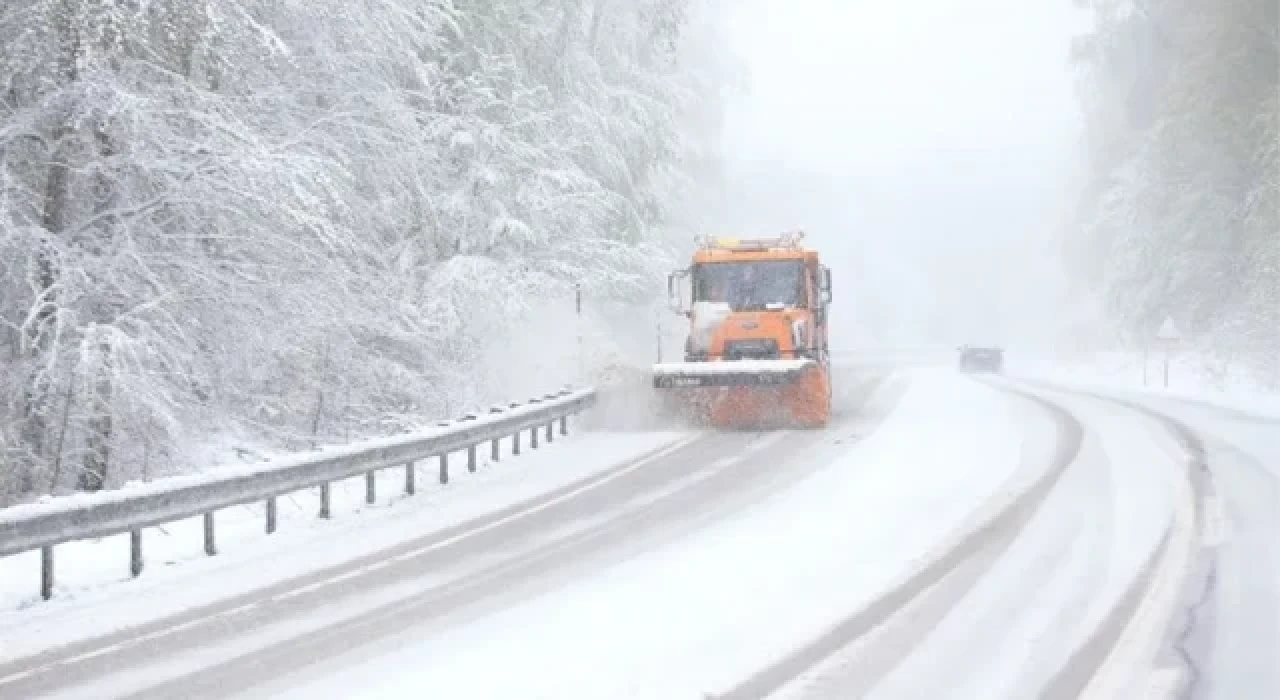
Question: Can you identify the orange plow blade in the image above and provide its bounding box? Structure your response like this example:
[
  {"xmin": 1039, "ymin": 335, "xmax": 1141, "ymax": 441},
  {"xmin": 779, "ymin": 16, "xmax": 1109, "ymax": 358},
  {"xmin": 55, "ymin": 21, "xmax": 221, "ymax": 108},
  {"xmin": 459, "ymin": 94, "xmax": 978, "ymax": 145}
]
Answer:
[{"xmin": 652, "ymin": 360, "xmax": 831, "ymax": 430}]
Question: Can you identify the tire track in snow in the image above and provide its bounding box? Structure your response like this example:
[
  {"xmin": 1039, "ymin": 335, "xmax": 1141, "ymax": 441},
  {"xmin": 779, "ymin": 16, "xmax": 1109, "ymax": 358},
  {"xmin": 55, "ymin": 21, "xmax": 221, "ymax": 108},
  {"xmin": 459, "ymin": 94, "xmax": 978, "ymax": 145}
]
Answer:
[
  {"xmin": 714, "ymin": 380, "xmax": 1085, "ymax": 700},
  {"xmin": 717, "ymin": 375, "xmax": 1210, "ymax": 700},
  {"xmin": 1080, "ymin": 391, "xmax": 1280, "ymax": 700},
  {"xmin": 1012, "ymin": 383, "xmax": 1206, "ymax": 700},
  {"xmin": 0, "ymin": 372, "xmax": 901, "ymax": 700}
]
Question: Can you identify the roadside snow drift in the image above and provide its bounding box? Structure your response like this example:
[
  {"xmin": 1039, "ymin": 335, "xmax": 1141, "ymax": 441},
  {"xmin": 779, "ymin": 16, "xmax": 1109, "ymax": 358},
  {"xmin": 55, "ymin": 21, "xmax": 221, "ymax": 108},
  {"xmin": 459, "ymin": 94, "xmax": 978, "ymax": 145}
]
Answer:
[{"xmin": 0, "ymin": 430, "xmax": 691, "ymax": 660}]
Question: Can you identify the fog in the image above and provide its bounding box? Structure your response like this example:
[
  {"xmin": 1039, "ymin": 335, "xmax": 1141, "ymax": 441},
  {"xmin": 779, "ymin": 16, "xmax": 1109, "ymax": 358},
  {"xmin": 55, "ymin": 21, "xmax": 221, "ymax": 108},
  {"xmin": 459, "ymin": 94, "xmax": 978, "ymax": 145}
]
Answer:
[
  {"xmin": 711, "ymin": 0, "xmax": 1093, "ymax": 352},
  {"xmin": 2, "ymin": 0, "xmax": 1269, "ymax": 498}
]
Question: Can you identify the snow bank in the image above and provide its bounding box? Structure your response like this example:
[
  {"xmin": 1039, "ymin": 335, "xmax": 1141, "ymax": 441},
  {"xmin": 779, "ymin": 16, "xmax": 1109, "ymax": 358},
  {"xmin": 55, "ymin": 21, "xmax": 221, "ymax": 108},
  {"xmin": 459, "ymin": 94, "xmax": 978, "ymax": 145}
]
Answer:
[
  {"xmin": 0, "ymin": 390, "xmax": 592, "ymax": 528},
  {"xmin": 0, "ymin": 430, "xmax": 691, "ymax": 660},
  {"xmin": 1010, "ymin": 351, "xmax": 1280, "ymax": 420}
]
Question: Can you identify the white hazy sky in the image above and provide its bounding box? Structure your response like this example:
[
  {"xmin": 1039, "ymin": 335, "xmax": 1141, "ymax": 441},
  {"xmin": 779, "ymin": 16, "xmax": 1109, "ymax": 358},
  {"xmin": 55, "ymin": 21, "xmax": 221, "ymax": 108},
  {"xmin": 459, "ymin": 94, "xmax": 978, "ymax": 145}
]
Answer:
[{"xmin": 712, "ymin": 0, "xmax": 1094, "ymax": 349}]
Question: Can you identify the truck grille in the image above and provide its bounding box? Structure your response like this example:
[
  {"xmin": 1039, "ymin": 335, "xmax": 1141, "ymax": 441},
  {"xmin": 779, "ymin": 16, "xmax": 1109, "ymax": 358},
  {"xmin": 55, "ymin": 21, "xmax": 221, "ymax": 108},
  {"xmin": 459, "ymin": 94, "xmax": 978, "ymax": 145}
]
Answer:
[{"xmin": 723, "ymin": 339, "xmax": 780, "ymax": 360}]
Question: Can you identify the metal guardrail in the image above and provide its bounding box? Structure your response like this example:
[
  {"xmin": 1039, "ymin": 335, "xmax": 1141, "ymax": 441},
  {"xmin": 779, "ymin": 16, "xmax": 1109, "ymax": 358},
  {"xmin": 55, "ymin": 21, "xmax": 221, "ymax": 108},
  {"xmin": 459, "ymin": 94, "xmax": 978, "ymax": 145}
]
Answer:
[{"xmin": 0, "ymin": 387, "xmax": 597, "ymax": 600}]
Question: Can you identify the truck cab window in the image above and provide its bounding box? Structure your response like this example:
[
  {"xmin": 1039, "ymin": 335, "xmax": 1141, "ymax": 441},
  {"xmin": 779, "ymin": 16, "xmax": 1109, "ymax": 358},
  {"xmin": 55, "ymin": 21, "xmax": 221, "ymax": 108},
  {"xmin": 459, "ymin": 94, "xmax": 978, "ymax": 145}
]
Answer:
[{"xmin": 693, "ymin": 261, "xmax": 807, "ymax": 311}]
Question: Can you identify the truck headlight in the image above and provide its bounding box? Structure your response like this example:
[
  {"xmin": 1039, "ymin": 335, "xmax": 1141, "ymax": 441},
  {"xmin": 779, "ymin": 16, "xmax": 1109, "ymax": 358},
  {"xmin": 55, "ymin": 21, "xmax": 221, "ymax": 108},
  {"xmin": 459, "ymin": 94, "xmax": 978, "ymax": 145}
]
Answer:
[
  {"xmin": 791, "ymin": 318, "xmax": 808, "ymax": 352},
  {"xmin": 689, "ymin": 303, "xmax": 730, "ymax": 357}
]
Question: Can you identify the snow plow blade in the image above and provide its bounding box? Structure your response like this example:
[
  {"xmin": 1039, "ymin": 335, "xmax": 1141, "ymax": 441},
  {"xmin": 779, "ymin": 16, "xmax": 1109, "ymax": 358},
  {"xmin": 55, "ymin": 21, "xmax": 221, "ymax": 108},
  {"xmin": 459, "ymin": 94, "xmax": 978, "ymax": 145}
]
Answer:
[{"xmin": 651, "ymin": 359, "xmax": 815, "ymax": 388}]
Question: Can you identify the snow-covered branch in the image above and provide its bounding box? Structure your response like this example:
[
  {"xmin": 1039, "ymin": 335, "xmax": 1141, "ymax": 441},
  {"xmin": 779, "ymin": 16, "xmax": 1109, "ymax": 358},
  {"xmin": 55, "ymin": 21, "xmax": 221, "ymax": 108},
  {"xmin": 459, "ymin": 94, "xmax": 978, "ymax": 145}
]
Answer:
[{"xmin": 0, "ymin": 0, "xmax": 729, "ymax": 502}]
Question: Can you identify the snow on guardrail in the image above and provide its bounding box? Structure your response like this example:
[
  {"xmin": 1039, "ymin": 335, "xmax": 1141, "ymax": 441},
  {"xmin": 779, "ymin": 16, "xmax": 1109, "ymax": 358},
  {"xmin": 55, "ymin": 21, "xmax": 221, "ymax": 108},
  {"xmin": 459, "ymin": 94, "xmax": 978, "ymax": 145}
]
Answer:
[{"xmin": 0, "ymin": 387, "xmax": 596, "ymax": 600}]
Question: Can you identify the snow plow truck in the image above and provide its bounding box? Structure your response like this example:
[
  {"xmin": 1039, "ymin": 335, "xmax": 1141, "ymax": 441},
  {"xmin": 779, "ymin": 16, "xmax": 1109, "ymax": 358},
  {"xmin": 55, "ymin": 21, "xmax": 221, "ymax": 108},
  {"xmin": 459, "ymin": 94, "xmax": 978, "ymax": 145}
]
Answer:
[{"xmin": 652, "ymin": 232, "xmax": 834, "ymax": 429}]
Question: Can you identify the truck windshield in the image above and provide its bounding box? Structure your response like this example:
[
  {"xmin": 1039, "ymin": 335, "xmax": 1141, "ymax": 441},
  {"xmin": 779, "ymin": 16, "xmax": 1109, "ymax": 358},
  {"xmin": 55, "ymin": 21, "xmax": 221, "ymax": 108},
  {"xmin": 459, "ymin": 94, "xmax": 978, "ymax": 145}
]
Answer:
[{"xmin": 693, "ymin": 261, "xmax": 807, "ymax": 311}]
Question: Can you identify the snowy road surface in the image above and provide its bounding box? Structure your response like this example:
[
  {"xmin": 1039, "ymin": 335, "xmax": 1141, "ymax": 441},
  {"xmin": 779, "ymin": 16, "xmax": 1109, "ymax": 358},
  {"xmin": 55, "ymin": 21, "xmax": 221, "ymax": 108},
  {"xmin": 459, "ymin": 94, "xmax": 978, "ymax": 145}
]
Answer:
[
  {"xmin": 1, "ymin": 367, "xmax": 1267, "ymax": 699},
  {"xmin": 0, "ymin": 368, "xmax": 894, "ymax": 698},
  {"xmin": 1086, "ymin": 391, "xmax": 1280, "ymax": 700}
]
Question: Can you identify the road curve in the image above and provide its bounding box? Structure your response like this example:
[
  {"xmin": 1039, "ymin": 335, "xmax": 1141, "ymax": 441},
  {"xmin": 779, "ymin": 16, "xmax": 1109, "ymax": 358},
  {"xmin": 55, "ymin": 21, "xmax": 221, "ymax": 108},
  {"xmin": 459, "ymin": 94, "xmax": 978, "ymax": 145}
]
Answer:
[
  {"xmin": 0, "ymin": 370, "xmax": 899, "ymax": 700},
  {"xmin": 12, "ymin": 370, "xmax": 1232, "ymax": 700},
  {"xmin": 716, "ymin": 380, "xmax": 1085, "ymax": 699},
  {"xmin": 1106, "ymin": 392, "xmax": 1280, "ymax": 700},
  {"xmin": 741, "ymin": 377, "xmax": 1204, "ymax": 700}
]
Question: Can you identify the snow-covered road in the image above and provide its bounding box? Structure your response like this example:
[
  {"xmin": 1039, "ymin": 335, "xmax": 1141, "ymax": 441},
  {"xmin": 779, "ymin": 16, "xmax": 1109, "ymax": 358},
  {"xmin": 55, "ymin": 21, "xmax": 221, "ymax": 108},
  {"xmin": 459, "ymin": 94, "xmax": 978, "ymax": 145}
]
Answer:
[
  {"xmin": 2, "ymin": 367, "xmax": 1268, "ymax": 700},
  {"xmin": 734, "ymin": 379, "xmax": 1199, "ymax": 700},
  {"xmin": 249, "ymin": 371, "xmax": 1043, "ymax": 700},
  {"xmin": 0, "ymin": 368, "xmax": 895, "ymax": 698},
  {"xmin": 1082, "ymin": 391, "xmax": 1280, "ymax": 700}
]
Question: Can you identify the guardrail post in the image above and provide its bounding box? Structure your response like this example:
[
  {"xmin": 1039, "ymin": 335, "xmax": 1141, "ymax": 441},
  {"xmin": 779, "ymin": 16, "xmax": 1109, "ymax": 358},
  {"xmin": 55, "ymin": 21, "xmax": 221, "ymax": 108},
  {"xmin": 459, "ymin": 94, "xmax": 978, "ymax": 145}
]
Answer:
[
  {"xmin": 41, "ymin": 546, "xmax": 54, "ymax": 600},
  {"xmin": 266, "ymin": 497, "xmax": 278, "ymax": 534},
  {"xmin": 546, "ymin": 422, "xmax": 554, "ymax": 443},
  {"xmin": 560, "ymin": 415, "xmax": 569, "ymax": 435},
  {"xmin": 531, "ymin": 425, "xmax": 539, "ymax": 449},
  {"xmin": 130, "ymin": 529, "xmax": 143, "ymax": 577},
  {"xmin": 468, "ymin": 445, "xmax": 478, "ymax": 472},
  {"xmin": 491, "ymin": 438, "xmax": 500, "ymax": 462},
  {"xmin": 513, "ymin": 431, "xmax": 521, "ymax": 456},
  {"xmin": 203, "ymin": 512, "xmax": 217, "ymax": 556},
  {"xmin": 319, "ymin": 482, "xmax": 331, "ymax": 519},
  {"xmin": 405, "ymin": 460, "xmax": 416, "ymax": 495},
  {"xmin": 366, "ymin": 471, "xmax": 376, "ymax": 504},
  {"xmin": 439, "ymin": 453, "xmax": 449, "ymax": 484}
]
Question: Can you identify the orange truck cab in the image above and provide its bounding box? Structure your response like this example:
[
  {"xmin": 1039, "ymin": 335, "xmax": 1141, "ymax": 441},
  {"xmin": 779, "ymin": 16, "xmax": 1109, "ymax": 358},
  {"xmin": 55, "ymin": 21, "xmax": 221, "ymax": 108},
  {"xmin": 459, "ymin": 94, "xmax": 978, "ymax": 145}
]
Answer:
[{"xmin": 652, "ymin": 232, "xmax": 834, "ymax": 428}]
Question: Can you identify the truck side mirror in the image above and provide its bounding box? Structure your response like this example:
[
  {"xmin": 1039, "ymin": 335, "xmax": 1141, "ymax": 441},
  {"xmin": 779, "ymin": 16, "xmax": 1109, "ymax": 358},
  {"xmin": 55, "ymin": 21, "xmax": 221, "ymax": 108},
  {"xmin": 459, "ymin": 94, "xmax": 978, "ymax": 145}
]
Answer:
[
  {"xmin": 668, "ymin": 269, "xmax": 691, "ymax": 315},
  {"xmin": 821, "ymin": 267, "xmax": 833, "ymax": 304}
]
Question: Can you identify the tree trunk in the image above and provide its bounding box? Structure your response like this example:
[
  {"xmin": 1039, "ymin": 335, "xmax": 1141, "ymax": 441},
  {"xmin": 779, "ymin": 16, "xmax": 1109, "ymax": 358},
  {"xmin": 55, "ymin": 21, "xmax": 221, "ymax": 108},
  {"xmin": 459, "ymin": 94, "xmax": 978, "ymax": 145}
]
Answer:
[
  {"xmin": 18, "ymin": 0, "xmax": 84, "ymax": 494},
  {"xmin": 78, "ymin": 333, "xmax": 113, "ymax": 492},
  {"xmin": 18, "ymin": 128, "xmax": 73, "ymax": 491},
  {"xmin": 78, "ymin": 121, "xmax": 119, "ymax": 493}
]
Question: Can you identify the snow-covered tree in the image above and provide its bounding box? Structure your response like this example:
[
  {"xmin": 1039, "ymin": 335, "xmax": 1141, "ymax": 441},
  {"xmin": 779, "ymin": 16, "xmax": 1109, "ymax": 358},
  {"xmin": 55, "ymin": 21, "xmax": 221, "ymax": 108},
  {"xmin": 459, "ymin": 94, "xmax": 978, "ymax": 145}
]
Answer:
[
  {"xmin": 1069, "ymin": 0, "xmax": 1278, "ymax": 373},
  {"xmin": 0, "ymin": 0, "xmax": 732, "ymax": 502}
]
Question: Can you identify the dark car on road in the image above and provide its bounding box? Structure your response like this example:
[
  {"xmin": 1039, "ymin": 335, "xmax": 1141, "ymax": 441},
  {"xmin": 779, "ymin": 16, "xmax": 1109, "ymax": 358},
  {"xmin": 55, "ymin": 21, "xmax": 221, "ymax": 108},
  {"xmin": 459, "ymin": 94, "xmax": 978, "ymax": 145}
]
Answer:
[{"xmin": 958, "ymin": 345, "xmax": 1004, "ymax": 373}]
